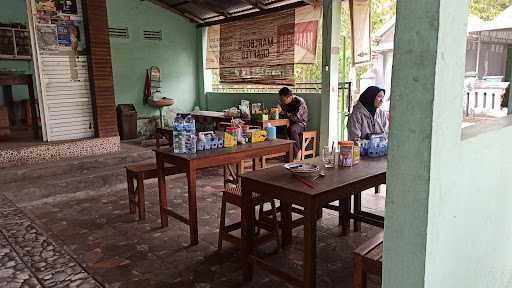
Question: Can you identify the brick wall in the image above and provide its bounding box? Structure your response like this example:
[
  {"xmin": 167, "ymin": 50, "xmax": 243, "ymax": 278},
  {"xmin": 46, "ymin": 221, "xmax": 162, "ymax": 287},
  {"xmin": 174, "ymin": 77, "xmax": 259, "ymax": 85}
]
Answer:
[{"xmin": 82, "ymin": 0, "xmax": 118, "ymax": 138}]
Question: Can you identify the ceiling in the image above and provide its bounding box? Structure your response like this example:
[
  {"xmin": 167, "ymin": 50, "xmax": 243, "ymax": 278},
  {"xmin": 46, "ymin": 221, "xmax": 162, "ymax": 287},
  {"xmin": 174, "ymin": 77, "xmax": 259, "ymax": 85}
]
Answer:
[{"xmin": 147, "ymin": 0, "xmax": 317, "ymax": 26}]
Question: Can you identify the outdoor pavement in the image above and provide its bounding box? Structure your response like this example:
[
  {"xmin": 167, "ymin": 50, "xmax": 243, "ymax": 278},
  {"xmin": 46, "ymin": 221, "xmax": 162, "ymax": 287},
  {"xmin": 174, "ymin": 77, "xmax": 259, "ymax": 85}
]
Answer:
[{"xmin": 2, "ymin": 165, "xmax": 385, "ymax": 288}]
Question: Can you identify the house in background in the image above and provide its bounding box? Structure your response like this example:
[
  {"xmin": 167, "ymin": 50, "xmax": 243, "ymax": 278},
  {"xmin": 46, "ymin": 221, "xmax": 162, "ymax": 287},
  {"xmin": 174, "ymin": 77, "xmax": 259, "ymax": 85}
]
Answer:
[{"xmin": 364, "ymin": 7, "xmax": 512, "ymax": 116}]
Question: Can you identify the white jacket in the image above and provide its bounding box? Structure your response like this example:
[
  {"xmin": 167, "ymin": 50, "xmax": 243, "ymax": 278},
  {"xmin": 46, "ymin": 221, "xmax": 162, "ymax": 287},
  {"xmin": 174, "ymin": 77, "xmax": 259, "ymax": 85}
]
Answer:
[{"xmin": 347, "ymin": 102, "xmax": 389, "ymax": 141}]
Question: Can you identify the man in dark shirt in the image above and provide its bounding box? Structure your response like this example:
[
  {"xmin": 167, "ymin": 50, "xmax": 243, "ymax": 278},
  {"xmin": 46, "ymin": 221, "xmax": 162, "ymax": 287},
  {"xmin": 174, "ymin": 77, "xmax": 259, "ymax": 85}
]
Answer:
[{"xmin": 278, "ymin": 87, "xmax": 309, "ymax": 160}]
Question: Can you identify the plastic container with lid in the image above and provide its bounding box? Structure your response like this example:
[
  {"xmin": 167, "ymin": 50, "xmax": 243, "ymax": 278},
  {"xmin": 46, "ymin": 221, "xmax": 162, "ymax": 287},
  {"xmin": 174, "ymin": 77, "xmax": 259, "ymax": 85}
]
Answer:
[
  {"xmin": 338, "ymin": 141, "xmax": 354, "ymax": 167},
  {"xmin": 224, "ymin": 127, "xmax": 237, "ymax": 148}
]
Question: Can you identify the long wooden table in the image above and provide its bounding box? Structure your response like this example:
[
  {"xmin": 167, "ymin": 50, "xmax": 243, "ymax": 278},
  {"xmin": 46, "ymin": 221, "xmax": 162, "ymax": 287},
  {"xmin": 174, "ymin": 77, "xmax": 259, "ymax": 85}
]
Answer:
[
  {"xmin": 240, "ymin": 157, "xmax": 387, "ymax": 288},
  {"xmin": 154, "ymin": 139, "xmax": 295, "ymax": 245}
]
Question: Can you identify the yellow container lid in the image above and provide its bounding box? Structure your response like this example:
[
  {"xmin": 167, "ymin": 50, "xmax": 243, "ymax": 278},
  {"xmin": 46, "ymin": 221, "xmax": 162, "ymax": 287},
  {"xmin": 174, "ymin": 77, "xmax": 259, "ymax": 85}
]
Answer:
[{"xmin": 339, "ymin": 141, "xmax": 354, "ymax": 146}]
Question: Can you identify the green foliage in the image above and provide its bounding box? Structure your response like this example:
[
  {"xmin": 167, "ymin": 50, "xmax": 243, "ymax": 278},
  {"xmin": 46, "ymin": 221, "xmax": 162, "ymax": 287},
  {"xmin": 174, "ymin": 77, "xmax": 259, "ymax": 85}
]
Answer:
[{"xmin": 469, "ymin": 0, "xmax": 512, "ymax": 20}]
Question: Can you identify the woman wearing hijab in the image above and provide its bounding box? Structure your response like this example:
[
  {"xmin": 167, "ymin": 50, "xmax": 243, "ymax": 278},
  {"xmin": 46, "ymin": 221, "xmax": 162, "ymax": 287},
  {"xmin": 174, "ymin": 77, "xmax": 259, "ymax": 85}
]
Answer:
[{"xmin": 347, "ymin": 86, "xmax": 389, "ymax": 141}]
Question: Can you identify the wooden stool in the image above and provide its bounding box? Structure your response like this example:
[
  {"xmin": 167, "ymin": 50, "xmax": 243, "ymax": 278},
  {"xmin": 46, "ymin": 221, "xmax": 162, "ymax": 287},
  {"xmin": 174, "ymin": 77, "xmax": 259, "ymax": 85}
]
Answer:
[
  {"xmin": 126, "ymin": 161, "xmax": 179, "ymax": 220},
  {"xmin": 353, "ymin": 231, "xmax": 384, "ymax": 288},
  {"xmin": 218, "ymin": 162, "xmax": 281, "ymax": 251},
  {"xmin": 300, "ymin": 130, "xmax": 317, "ymax": 160}
]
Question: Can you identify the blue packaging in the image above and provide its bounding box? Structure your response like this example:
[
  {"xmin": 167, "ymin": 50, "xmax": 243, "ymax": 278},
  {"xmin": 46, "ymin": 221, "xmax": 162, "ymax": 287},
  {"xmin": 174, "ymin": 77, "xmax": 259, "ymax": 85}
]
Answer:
[
  {"xmin": 211, "ymin": 138, "xmax": 219, "ymax": 149},
  {"xmin": 368, "ymin": 134, "xmax": 385, "ymax": 158},
  {"xmin": 266, "ymin": 126, "xmax": 277, "ymax": 140},
  {"xmin": 217, "ymin": 137, "xmax": 224, "ymax": 148}
]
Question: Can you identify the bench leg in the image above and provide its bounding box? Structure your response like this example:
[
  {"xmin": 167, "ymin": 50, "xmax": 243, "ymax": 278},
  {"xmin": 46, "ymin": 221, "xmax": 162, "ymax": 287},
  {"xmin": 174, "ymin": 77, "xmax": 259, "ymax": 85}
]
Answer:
[
  {"xmin": 136, "ymin": 175, "xmax": 146, "ymax": 221},
  {"xmin": 353, "ymin": 255, "xmax": 367, "ymax": 288},
  {"xmin": 127, "ymin": 175, "xmax": 135, "ymax": 215}
]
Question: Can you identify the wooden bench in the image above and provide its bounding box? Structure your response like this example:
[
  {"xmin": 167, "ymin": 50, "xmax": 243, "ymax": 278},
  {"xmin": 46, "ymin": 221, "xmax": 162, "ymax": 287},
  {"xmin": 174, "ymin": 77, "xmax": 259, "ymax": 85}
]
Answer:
[
  {"xmin": 353, "ymin": 231, "xmax": 384, "ymax": 288},
  {"xmin": 126, "ymin": 161, "xmax": 181, "ymax": 220}
]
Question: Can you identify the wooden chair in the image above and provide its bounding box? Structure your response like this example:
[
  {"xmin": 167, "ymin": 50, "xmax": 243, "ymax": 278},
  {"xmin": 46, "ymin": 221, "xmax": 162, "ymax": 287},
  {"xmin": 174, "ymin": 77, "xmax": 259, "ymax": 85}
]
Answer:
[
  {"xmin": 300, "ymin": 130, "xmax": 317, "ymax": 160},
  {"xmin": 353, "ymin": 231, "xmax": 384, "ymax": 288},
  {"xmin": 155, "ymin": 128, "xmax": 173, "ymax": 149},
  {"xmin": 218, "ymin": 161, "xmax": 281, "ymax": 251},
  {"xmin": 126, "ymin": 161, "xmax": 180, "ymax": 220}
]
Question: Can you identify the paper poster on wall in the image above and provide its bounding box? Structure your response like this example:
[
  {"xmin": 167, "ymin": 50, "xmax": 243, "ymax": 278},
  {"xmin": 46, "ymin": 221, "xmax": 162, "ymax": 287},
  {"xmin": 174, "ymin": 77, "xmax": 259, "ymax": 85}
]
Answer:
[
  {"xmin": 36, "ymin": 24, "xmax": 58, "ymax": 51},
  {"xmin": 350, "ymin": 0, "xmax": 372, "ymax": 65},
  {"xmin": 206, "ymin": 25, "xmax": 220, "ymax": 69},
  {"xmin": 60, "ymin": 0, "xmax": 78, "ymax": 15},
  {"xmin": 57, "ymin": 21, "xmax": 71, "ymax": 47}
]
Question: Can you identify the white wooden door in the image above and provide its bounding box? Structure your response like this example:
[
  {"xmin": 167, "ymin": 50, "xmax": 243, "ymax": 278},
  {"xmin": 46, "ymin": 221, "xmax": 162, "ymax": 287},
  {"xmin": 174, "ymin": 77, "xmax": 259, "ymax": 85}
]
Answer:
[
  {"xmin": 28, "ymin": 0, "xmax": 94, "ymax": 141},
  {"xmin": 39, "ymin": 55, "xmax": 94, "ymax": 141}
]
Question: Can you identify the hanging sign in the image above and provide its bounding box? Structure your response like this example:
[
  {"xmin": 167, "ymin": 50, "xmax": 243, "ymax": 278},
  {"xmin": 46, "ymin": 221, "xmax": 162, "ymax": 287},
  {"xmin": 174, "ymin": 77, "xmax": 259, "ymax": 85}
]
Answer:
[
  {"xmin": 294, "ymin": 5, "xmax": 321, "ymax": 64},
  {"xmin": 218, "ymin": 9, "xmax": 295, "ymax": 85},
  {"xmin": 206, "ymin": 5, "xmax": 322, "ymax": 80},
  {"xmin": 350, "ymin": 0, "xmax": 372, "ymax": 65}
]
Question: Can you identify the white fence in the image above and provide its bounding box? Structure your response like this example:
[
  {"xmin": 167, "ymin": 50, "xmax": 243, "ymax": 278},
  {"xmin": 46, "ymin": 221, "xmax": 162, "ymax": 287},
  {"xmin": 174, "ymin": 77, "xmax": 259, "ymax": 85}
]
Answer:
[{"xmin": 463, "ymin": 79, "xmax": 509, "ymax": 116}]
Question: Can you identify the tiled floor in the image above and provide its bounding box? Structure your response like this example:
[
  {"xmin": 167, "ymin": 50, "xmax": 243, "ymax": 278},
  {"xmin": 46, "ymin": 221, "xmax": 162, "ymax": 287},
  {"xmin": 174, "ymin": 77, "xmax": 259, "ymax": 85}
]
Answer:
[{"xmin": 15, "ymin": 167, "xmax": 385, "ymax": 288}]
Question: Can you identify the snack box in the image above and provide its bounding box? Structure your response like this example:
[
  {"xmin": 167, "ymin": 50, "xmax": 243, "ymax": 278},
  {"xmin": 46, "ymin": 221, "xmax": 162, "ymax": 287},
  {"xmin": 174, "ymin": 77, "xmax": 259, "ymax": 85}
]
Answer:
[{"xmin": 248, "ymin": 130, "xmax": 267, "ymax": 143}]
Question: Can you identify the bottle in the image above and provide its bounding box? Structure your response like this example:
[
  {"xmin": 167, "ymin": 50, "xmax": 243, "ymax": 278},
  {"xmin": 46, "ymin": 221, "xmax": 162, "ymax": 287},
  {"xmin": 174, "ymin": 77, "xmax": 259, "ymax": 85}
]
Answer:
[{"xmin": 172, "ymin": 115, "xmax": 183, "ymax": 153}]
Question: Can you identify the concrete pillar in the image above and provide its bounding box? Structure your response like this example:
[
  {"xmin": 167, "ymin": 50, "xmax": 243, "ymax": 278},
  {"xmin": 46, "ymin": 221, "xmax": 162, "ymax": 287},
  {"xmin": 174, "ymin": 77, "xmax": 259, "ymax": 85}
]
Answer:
[
  {"xmin": 506, "ymin": 47, "xmax": 512, "ymax": 113},
  {"xmin": 383, "ymin": 0, "xmax": 469, "ymax": 287},
  {"xmin": 320, "ymin": 0, "xmax": 341, "ymax": 147},
  {"xmin": 197, "ymin": 27, "xmax": 209, "ymax": 110}
]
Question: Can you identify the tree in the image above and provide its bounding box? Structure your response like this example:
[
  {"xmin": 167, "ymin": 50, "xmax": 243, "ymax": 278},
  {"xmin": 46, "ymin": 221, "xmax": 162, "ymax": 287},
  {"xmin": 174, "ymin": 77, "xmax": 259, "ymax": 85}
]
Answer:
[{"xmin": 470, "ymin": 0, "xmax": 512, "ymax": 20}]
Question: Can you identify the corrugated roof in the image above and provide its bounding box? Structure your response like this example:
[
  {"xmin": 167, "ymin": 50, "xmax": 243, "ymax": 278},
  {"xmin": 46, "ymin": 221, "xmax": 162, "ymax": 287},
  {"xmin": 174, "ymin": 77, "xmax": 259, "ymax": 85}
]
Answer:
[{"xmin": 148, "ymin": 0, "xmax": 315, "ymax": 26}]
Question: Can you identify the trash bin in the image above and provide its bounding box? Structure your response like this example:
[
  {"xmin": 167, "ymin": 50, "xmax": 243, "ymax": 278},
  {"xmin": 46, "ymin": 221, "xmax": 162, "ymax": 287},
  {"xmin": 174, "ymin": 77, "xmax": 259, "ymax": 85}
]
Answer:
[{"xmin": 116, "ymin": 104, "xmax": 137, "ymax": 140}]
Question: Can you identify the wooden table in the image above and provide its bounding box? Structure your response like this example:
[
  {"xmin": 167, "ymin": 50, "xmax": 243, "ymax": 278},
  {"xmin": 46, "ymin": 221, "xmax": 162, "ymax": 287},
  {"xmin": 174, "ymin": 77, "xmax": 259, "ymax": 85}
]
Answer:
[
  {"xmin": 154, "ymin": 139, "xmax": 295, "ymax": 245},
  {"xmin": 191, "ymin": 110, "xmax": 233, "ymax": 130},
  {"xmin": 0, "ymin": 74, "xmax": 38, "ymax": 139},
  {"xmin": 240, "ymin": 157, "xmax": 387, "ymax": 288},
  {"xmin": 253, "ymin": 118, "xmax": 290, "ymax": 130}
]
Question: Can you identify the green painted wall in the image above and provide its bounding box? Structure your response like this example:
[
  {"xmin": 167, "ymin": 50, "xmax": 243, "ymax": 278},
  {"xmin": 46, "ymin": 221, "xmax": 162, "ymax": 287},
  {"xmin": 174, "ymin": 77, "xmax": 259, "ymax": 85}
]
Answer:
[
  {"xmin": 0, "ymin": 0, "xmax": 33, "ymax": 104},
  {"xmin": 107, "ymin": 0, "xmax": 199, "ymax": 116},
  {"xmin": 205, "ymin": 92, "xmax": 321, "ymax": 135},
  {"xmin": 384, "ymin": 0, "xmax": 512, "ymax": 287}
]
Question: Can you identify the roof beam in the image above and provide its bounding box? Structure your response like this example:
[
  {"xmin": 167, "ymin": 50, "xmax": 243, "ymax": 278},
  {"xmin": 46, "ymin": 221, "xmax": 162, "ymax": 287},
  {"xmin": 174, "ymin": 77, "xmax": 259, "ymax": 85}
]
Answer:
[
  {"xmin": 240, "ymin": 0, "xmax": 266, "ymax": 10},
  {"xmin": 191, "ymin": 0, "xmax": 231, "ymax": 18},
  {"xmin": 145, "ymin": 0, "xmax": 204, "ymax": 23}
]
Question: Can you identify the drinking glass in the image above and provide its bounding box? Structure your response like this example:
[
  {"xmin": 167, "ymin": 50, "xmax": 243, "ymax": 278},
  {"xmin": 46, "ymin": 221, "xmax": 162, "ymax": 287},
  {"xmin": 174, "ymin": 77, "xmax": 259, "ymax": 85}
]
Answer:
[{"xmin": 321, "ymin": 146, "xmax": 335, "ymax": 168}]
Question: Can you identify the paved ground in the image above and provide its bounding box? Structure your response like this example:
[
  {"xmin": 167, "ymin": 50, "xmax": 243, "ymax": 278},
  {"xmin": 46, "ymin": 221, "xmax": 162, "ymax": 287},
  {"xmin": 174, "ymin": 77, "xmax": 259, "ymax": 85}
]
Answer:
[{"xmin": 3, "ymin": 166, "xmax": 385, "ymax": 288}]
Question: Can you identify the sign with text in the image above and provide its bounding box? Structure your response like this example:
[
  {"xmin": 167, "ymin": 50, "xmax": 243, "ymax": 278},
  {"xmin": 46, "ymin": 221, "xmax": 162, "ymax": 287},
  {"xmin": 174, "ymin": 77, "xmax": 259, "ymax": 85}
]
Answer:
[
  {"xmin": 219, "ymin": 9, "xmax": 295, "ymax": 85},
  {"xmin": 206, "ymin": 6, "xmax": 321, "ymax": 84},
  {"xmin": 294, "ymin": 5, "xmax": 321, "ymax": 64}
]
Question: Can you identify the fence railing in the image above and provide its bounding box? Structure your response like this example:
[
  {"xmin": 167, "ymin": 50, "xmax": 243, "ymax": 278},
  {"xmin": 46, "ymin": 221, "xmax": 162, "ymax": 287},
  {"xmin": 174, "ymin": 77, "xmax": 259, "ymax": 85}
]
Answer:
[{"xmin": 211, "ymin": 81, "xmax": 353, "ymax": 114}]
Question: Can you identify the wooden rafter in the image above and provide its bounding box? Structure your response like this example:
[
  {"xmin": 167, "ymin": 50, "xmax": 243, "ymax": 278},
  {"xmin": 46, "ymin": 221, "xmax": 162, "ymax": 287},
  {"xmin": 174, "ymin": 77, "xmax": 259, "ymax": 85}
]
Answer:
[{"xmin": 240, "ymin": 0, "xmax": 266, "ymax": 10}]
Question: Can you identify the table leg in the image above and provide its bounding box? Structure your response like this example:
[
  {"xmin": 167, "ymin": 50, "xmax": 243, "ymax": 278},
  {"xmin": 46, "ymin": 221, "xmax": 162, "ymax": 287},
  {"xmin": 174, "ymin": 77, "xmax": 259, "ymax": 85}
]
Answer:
[
  {"xmin": 340, "ymin": 199, "xmax": 351, "ymax": 236},
  {"xmin": 27, "ymin": 78, "xmax": 39, "ymax": 139},
  {"xmin": 354, "ymin": 193, "xmax": 362, "ymax": 232},
  {"xmin": 157, "ymin": 155, "xmax": 169, "ymax": 228},
  {"xmin": 304, "ymin": 202, "xmax": 317, "ymax": 288},
  {"xmin": 127, "ymin": 174, "xmax": 135, "ymax": 214},
  {"xmin": 155, "ymin": 130, "xmax": 161, "ymax": 149},
  {"xmin": 288, "ymin": 143, "xmax": 294, "ymax": 163},
  {"xmin": 241, "ymin": 179, "xmax": 254, "ymax": 282},
  {"xmin": 3, "ymin": 85, "xmax": 15, "ymax": 127},
  {"xmin": 137, "ymin": 175, "xmax": 146, "ymax": 221},
  {"xmin": 187, "ymin": 164, "xmax": 199, "ymax": 245},
  {"xmin": 281, "ymin": 201, "xmax": 293, "ymax": 247}
]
